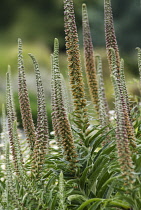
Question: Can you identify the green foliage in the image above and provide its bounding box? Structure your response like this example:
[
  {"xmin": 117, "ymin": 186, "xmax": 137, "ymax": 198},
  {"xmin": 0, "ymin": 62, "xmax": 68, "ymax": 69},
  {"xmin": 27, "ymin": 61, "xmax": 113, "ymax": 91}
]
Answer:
[{"xmin": 1, "ymin": 0, "xmax": 141, "ymax": 209}]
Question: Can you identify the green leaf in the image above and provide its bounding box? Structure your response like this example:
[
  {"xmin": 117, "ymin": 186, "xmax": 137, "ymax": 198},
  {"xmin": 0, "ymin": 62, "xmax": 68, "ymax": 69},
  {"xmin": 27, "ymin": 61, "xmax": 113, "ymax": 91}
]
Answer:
[
  {"xmin": 85, "ymin": 126, "xmax": 108, "ymax": 147},
  {"xmin": 68, "ymin": 194, "xmax": 87, "ymax": 203},
  {"xmin": 76, "ymin": 198, "xmax": 130, "ymax": 210},
  {"xmin": 76, "ymin": 198, "xmax": 104, "ymax": 210},
  {"xmin": 50, "ymin": 194, "xmax": 58, "ymax": 210},
  {"xmin": 87, "ymin": 156, "xmax": 109, "ymax": 195},
  {"xmin": 96, "ymin": 168, "xmax": 112, "ymax": 197},
  {"xmin": 43, "ymin": 169, "xmax": 54, "ymax": 179},
  {"xmin": 89, "ymin": 200, "xmax": 103, "ymax": 210},
  {"xmin": 93, "ymin": 142, "xmax": 115, "ymax": 161},
  {"xmin": 97, "ymin": 176, "xmax": 118, "ymax": 198},
  {"xmin": 79, "ymin": 166, "xmax": 91, "ymax": 191}
]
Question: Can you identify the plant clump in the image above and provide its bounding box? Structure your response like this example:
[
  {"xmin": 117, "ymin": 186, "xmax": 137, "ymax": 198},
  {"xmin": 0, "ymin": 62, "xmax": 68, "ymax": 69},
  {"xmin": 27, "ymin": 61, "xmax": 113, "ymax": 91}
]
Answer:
[{"xmin": 0, "ymin": 0, "xmax": 141, "ymax": 209}]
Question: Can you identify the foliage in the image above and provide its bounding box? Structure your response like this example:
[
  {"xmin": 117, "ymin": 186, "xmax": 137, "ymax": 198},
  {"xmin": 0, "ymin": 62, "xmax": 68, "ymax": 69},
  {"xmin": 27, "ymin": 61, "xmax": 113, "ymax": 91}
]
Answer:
[{"xmin": 0, "ymin": 0, "xmax": 141, "ymax": 209}]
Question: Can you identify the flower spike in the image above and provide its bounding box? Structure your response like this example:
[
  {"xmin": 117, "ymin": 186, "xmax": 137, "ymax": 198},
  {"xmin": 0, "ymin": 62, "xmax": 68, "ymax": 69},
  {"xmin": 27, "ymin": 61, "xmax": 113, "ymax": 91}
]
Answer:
[
  {"xmin": 82, "ymin": 3, "xmax": 99, "ymax": 113},
  {"xmin": 64, "ymin": 0, "xmax": 89, "ymax": 131}
]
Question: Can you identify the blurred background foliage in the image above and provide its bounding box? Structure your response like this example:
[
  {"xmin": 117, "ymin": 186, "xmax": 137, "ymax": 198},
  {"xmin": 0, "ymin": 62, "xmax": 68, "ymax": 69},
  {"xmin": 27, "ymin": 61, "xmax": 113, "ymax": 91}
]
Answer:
[{"xmin": 0, "ymin": 0, "xmax": 141, "ymax": 130}]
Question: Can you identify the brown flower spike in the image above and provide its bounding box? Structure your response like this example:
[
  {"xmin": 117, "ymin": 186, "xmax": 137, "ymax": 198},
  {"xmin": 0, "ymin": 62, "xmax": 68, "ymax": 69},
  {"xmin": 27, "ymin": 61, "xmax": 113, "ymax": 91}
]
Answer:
[
  {"xmin": 64, "ymin": 0, "xmax": 89, "ymax": 131},
  {"xmin": 82, "ymin": 3, "xmax": 99, "ymax": 113},
  {"xmin": 51, "ymin": 38, "xmax": 78, "ymax": 169}
]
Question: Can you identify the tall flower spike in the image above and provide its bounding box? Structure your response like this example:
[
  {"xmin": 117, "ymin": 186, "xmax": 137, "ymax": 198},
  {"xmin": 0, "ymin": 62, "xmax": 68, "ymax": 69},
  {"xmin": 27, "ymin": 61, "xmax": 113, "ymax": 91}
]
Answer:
[
  {"xmin": 7, "ymin": 66, "xmax": 16, "ymax": 121},
  {"xmin": 104, "ymin": 0, "xmax": 120, "ymax": 75},
  {"xmin": 18, "ymin": 38, "xmax": 37, "ymax": 153},
  {"xmin": 61, "ymin": 73, "xmax": 73, "ymax": 114},
  {"xmin": 96, "ymin": 55, "xmax": 110, "ymax": 145},
  {"xmin": 104, "ymin": 0, "xmax": 135, "ymax": 148},
  {"xmin": 51, "ymin": 38, "xmax": 78, "ymax": 169},
  {"xmin": 120, "ymin": 59, "xmax": 131, "ymax": 118},
  {"xmin": 51, "ymin": 54, "xmax": 61, "ymax": 145},
  {"xmin": 64, "ymin": 0, "xmax": 89, "ymax": 131},
  {"xmin": 1, "ymin": 104, "xmax": 8, "ymax": 145},
  {"xmin": 58, "ymin": 171, "xmax": 66, "ymax": 210},
  {"xmin": 29, "ymin": 53, "xmax": 49, "ymax": 175},
  {"xmin": 12, "ymin": 121, "xmax": 24, "ymax": 172},
  {"xmin": 111, "ymin": 74, "xmax": 135, "ymax": 187},
  {"xmin": 6, "ymin": 69, "xmax": 23, "ymax": 174},
  {"xmin": 136, "ymin": 47, "xmax": 141, "ymax": 85},
  {"xmin": 110, "ymin": 48, "xmax": 136, "ymax": 149},
  {"xmin": 82, "ymin": 3, "xmax": 99, "ymax": 113},
  {"xmin": 5, "ymin": 141, "xmax": 22, "ymax": 208}
]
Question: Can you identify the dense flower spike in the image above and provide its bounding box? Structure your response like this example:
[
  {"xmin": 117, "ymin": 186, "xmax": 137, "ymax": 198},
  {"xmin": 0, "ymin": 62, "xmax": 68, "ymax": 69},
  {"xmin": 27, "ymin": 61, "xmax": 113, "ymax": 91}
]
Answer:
[
  {"xmin": 111, "ymin": 74, "xmax": 135, "ymax": 186},
  {"xmin": 120, "ymin": 59, "xmax": 131, "ymax": 118},
  {"xmin": 12, "ymin": 121, "xmax": 24, "ymax": 172},
  {"xmin": 6, "ymin": 71, "xmax": 16, "ymax": 166},
  {"xmin": 96, "ymin": 55, "xmax": 110, "ymax": 145},
  {"xmin": 104, "ymin": 0, "xmax": 135, "ymax": 148},
  {"xmin": 110, "ymin": 48, "xmax": 135, "ymax": 185},
  {"xmin": 6, "ymin": 70, "xmax": 23, "ymax": 174},
  {"xmin": 104, "ymin": 0, "xmax": 120, "ymax": 75},
  {"xmin": 6, "ymin": 66, "xmax": 16, "ymax": 121},
  {"xmin": 29, "ymin": 54, "xmax": 49, "ymax": 175},
  {"xmin": 136, "ymin": 47, "xmax": 141, "ymax": 85},
  {"xmin": 64, "ymin": 0, "xmax": 89, "ymax": 131},
  {"xmin": 110, "ymin": 48, "xmax": 136, "ymax": 150},
  {"xmin": 82, "ymin": 4, "xmax": 99, "ymax": 113},
  {"xmin": 1, "ymin": 104, "xmax": 8, "ymax": 144},
  {"xmin": 58, "ymin": 171, "xmax": 66, "ymax": 210},
  {"xmin": 51, "ymin": 38, "xmax": 78, "ymax": 168},
  {"xmin": 18, "ymin": 38, "xmax": 37, "ymax": 153},
  {"xmin": 5, "ymin": 142, "xmax": 23, "ymax": 208},
  {"xmin": 51, "ymin": 54, "xmax": 61, "ymax": 145}
]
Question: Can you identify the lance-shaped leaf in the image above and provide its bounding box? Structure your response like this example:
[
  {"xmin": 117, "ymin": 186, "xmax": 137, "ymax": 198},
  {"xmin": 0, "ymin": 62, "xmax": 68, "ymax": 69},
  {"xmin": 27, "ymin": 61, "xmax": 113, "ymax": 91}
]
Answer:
[
  {"xmin": 64, "ymin": 0, "xmax": 89, "ymax": 130},
  {"xmin": 82, "ymin": 3, "xmax": 99, "ymax": 113},
  {"xmin": 51, "ymin": 38, "xmax": 78, "ymax": 169},
  {"xmin": 18, "ymin": 38, "xmax": 37, "ymax": 153},
  {"xmin": 29, "ymin": 53, "xmax": 49, "ymax": 175}
]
